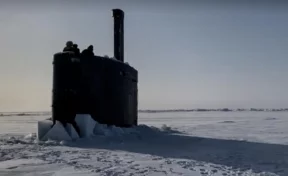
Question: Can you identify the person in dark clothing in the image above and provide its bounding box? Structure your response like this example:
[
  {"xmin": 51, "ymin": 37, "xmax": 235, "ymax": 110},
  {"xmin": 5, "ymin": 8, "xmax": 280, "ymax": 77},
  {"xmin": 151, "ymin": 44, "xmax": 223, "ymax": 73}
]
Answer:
[
  {"xmin": 81, "ymin": 45, "xmax": 94, "ymax": 57},
  {"xmin": 72, "ymin": 44, "xmax": 80, "ymax": 57},
  {"xmin": 63, "ymin": 41, "xmax": 74, "ymax": 52}
]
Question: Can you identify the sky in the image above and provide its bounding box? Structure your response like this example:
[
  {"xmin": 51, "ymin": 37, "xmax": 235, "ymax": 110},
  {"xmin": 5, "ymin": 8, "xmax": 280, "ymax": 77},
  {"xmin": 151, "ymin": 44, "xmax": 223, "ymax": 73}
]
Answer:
[{"xmin": 0, "ymin": 1, "xmax": 288, "ymax": 111}]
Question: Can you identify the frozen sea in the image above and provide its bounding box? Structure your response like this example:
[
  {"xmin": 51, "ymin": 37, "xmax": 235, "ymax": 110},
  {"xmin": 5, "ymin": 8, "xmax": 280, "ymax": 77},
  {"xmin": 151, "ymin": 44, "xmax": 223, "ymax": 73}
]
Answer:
[{"xmin": 0, "ymin": 111, "xmax": 287, "ymax": 176}]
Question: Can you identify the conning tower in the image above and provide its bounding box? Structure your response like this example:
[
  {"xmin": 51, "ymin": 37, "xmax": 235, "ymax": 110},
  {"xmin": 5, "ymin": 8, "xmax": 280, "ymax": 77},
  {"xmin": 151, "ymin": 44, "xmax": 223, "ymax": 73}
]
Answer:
[{"xmin": 52, "ymin": 9, "xmax": 138, "ymax": 127}]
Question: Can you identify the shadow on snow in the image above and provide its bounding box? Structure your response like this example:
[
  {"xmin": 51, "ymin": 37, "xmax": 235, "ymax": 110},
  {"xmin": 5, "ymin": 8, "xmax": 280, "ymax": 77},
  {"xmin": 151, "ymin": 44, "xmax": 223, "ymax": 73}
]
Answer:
[{"xmin": 66, "ymin": 125, "xmax": 288, "ymax": 175}]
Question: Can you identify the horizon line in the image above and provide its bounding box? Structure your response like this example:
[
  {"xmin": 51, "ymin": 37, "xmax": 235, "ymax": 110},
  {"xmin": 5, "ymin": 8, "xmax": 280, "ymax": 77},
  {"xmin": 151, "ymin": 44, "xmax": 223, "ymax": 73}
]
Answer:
[{"xmin": 1, "ymin": 108, "xmax": 288, "ymax": 114}]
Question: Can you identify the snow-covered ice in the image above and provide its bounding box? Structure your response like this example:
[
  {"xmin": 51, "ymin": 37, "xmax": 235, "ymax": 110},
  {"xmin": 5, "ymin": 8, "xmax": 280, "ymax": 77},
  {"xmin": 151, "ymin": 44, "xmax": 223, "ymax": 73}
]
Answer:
[
  {"xmin": 0, "ymin": 111, "xmax": 287, "ymax": 175},
  {"xmin": 41, "ymin": 121, "xmax": 72, "ymax": 141},
  {"xmin": 65, "ymin": 123, "xmax": 80, "ymax": 140},
  {"xmin": 37, "ymin": 119, "xmax": 53, "ymax": 140},
  {"xmin": 75, "ymin": 114, "xmax": 96, "ymax": 138}
]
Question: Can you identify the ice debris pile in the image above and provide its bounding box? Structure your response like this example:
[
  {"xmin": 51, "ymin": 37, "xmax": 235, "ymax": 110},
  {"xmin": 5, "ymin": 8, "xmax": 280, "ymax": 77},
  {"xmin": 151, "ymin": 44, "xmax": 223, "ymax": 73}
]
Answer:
[
  {"xmin": 38, "ymin": 114, "xmax": 99, "ymax": 141},
  {"xmin": 37, "ymin": 114, "xmax": 173, "ymax": 142}
]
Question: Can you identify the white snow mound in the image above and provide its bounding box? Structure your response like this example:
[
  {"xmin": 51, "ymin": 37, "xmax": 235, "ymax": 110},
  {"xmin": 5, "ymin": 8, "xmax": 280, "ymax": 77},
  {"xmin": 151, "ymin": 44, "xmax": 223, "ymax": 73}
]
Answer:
[
  {"xmin": 24, "ymin": 133, "xmax": 36, "ymax": 140},
  {"xmin": 36, "ymin": 113, "xmax": 172, "ymax": 142},
  {"xmin": 93, "ymin": 122, "xmax": 128, "ymax": 137}
]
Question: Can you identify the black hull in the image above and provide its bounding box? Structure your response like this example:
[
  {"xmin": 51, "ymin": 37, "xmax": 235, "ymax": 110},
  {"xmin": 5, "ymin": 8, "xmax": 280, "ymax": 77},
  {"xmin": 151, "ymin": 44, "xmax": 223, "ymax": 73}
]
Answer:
[{"xmin": 52, "ymin": 52, "xmax": 138, "ymax": 127}]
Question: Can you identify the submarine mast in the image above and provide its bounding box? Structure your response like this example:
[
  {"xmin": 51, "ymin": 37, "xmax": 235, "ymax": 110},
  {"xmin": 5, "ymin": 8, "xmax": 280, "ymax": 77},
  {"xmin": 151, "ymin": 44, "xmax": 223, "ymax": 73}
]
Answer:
[{"xmin": 113, "ymin": 9, "xmax": 124, "ymax": 62}]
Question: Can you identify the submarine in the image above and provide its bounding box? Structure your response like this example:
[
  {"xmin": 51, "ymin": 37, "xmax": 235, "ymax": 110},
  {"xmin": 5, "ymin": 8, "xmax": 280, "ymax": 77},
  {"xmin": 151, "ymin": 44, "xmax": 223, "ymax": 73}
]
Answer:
[{"xmin": 52, "ymin": 9, "xmax": 138, "ymax": 128}]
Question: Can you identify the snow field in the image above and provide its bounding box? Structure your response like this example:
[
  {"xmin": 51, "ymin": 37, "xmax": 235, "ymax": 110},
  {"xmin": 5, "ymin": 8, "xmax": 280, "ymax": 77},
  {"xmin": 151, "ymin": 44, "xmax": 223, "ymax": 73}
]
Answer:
[{"xmin": 0, "ymin": 111, "xmax": 287, "ymax": 175}]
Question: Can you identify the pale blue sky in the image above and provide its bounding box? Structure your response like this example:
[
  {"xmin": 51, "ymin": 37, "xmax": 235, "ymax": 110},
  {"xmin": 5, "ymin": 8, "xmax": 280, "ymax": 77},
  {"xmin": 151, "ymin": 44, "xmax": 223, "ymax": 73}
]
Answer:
[{"xmin": 0, "ymin": 1, "xmax": 287, "ymax": 111}]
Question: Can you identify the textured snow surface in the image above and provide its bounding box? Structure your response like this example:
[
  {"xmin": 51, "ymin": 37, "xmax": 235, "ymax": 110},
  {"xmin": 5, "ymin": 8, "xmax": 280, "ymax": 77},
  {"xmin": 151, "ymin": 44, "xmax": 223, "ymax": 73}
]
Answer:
[{"xmin": 0, "ymin": 111, "xmax": 287, "ymax": 175}]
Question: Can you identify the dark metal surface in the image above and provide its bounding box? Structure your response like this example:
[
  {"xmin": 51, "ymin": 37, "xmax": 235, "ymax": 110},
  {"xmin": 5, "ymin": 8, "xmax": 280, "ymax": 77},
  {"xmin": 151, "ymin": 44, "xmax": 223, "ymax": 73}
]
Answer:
[
  {"xmin": 113, "ymin": 9, "xmax": 124, "ymax": 62},
  {"xmin": 52, "ymin": 9, "xmax": 137, "ymax": 127},
  {"xmin": 52, "ymin": 53, "xmax": 138, "ymax": 127}
]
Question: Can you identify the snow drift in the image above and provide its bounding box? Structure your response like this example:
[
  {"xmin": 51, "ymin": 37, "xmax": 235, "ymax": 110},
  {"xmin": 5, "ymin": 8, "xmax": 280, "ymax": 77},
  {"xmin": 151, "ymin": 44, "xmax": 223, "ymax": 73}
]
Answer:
[{"xmin": 37, "ymin": 114, "xmax": 177, "ymax": 142}]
